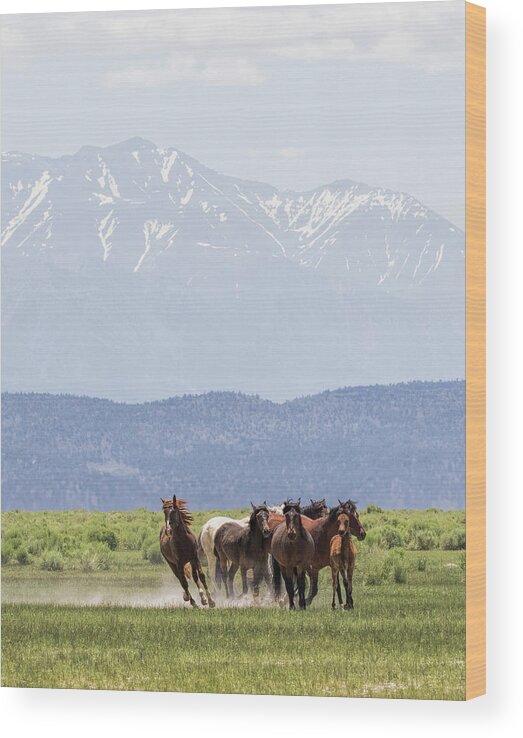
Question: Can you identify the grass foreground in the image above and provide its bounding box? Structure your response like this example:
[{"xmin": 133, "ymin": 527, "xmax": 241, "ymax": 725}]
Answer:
[{"xmin": 2, "ymin": 508, "xmax": 466, "ymax": 699}]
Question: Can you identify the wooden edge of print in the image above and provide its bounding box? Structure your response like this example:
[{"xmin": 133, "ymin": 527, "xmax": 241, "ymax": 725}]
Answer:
[{"xmin": 465, "ymin": 1, "xmax": 486, "ymax": 701}]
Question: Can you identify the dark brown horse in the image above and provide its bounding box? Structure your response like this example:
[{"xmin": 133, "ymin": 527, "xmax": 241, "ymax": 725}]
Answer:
[
  {"xmin": 305, "ymin": 500, "xmax": 365, "ymax": 606},
  {"xmin": 213, "ymin": 502, "xmax": 271, "ymax": 599},
  {"xmin": 160, "ymin": 496, "xmax": 215, "ymax": 608},
  {"xmin": 301, "ymin": 498, "xmax": 329, "ymax": 520},
  {"xmin": 271, "ymin": 501, "xmax": 315, "ymax": 610}
]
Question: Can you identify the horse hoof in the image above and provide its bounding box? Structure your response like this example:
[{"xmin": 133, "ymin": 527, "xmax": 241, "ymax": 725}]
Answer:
[
  {"xmin": 208, "ymin": 598, "xmax": 216, "ymax": 608},
  {"xmin": 201, "ymin": 597, "xmax": 208, "ymax": 606}
]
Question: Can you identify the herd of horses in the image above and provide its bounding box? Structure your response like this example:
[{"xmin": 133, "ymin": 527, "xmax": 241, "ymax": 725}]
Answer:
[{"xmin": 159, "ymin": 496, "xmax": 366, "ymax": 610}]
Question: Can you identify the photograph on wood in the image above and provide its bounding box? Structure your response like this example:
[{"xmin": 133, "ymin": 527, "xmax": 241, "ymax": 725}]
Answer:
[{"xmin": 1, "ymin": 1, "xmax": 485, "ymax": 700}]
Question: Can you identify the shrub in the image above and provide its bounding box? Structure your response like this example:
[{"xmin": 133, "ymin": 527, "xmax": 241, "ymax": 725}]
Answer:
[
  {"xmin": 393, "ymin": 563, "xmax": 408, "ymax": 584},
  {"xmin": 382, "ymin": 526, "xmax": 405, "ymax": 549},
  {"xmin": 416, "ymin": 557, "xmax": 427, "ymax": 572},
  {"xmin": 440, "ymin": 527, "xmax": 466, "ymax": 550},
  {"xmin": 365, "ymin": 504, "xmax": 383, "ymax": 514},
  {"xmin": 409, "ymin": 528, "xmax": 439, "ymax": 550},
  {"xmin": 16, "ymin": 547, "xmax": 30, "ymax": 565},
  {"xmin": 459, "ymin": 552, "xmax": 466, "ymax": 571},
  {"xmin": 27, "ymin": 539, "xmax": 44, "ymax": 556},
  {"xmin": 39, "ymin": 549, "xmax": 65, "ymax": 571},
  {"xmin": 78, "ymin": 544, "xmax": 114, "ymax": 571},
  {"xmin": 143, "ymin": 542, "xmax": 164, "ymax": 565},
  {"xmin": 364, "ymin": 564, "xmax": 384, "ymax": 586},
  {"xmin": 1, "ymin": 542, "xmax": 14, "ymax": 565},
  {"xmin": 120, "ymin": 527, "xmax": 147, "ymax": 551},
  {"xmin": 87, "ymin": 526, "xmax": 118, "ymax": 551}
]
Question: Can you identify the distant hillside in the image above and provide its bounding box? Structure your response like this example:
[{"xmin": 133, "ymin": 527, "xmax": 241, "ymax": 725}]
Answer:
[{"xmin": 1, "ymin": 381, "xmax": 464, "ymax": 511}]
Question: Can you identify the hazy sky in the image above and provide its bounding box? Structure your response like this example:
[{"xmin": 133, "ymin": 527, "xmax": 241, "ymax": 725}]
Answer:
[{"xmin": 1, "ymin": 2, "xmax": 465, "ymax": 227}]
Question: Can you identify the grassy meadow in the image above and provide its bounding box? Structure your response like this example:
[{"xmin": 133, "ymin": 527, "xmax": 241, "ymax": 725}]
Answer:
[{"xmin": 2, "ymin": 507, "xmax": 466, "ymax": 699}]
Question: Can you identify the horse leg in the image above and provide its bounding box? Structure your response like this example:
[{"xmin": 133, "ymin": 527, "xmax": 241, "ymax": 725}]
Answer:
[
  {"xmin": 190, "ymin": 562, "xmax": 208, "ymax": 606},
  {"xmin": 306, "ymin": 568, "xmax": 319, "ymax": 606},
  {"xmin": 331, "ymin": 566, "xmax": 338, "ymax": 610},
  {"xmin": 227, "ymin": 561, "xmax": 239, "ymax": 599},
  {"xmin": 252, "ymin": 565, "xmax": 265, "ymax": 600},
  {"xmin": 347, "ymin": 545, "xmax": 355, "ymax": 609},
  {"xmin": 240, "ymin": 567, "xmax": 249, "ymax": 597},
  {"xmin": 282, "ymin": 568, "xmax": 296, "ymax": 610},
  {"xmin": 177, "ymin": 565, "xmax": 198, "ymax": 608},
  {"xmin": 337, "ymin": 577, "xmax": 343, "ymax": 606},
  {"xmin": 196, "ymin": 563, "xmax": 215, "ymax": 608},
  {"xmin": 342, "ymin": 569, "xmax": 352, "ymax": 610},
  {"xmin": 219, "ymin": 554, "xmax": 230, "ymax": 598},
  {"xmin": 297, "ymin": 570, "xmax": 307, "ymax": 610},
  {"xmin": 272, "ymin": 557, "xmax": 282, "ymax": 600}
]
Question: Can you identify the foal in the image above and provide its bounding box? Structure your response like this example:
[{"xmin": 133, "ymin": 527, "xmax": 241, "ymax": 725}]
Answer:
[{"xmin": 329, "ymin": 509, "xmax": 355, "ymax": 610}]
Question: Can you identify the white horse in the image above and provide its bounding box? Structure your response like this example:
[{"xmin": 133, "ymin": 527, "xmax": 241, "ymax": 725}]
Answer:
[{"xmin": 198, "ymin": 515, "xmax": 249, "ymax": 590}]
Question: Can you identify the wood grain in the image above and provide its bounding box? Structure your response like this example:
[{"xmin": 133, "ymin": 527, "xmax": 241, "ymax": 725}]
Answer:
[{"xmin": 465, "ymin": 1, "xmax": 486, "ymax": 701}]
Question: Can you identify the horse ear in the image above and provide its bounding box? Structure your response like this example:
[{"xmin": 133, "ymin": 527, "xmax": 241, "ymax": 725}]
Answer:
[
  {"xmin": 251, "ymin": 501, "xmax": 256, "ymax": 510},
  {"xmin": 172, "ymin": 494, "xmax": 177, "ymax": 505},
  {"xmin": 338, "ymin": 499, "xmax": 343, "ymax": 506}
]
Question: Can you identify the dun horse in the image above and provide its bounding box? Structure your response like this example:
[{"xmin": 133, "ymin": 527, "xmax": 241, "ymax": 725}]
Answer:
[
  {"xmin": 271, "ymin": 500, "xmax": 315, "ymax": 610},
  {"xmin": 329, "ymin": 503, "xmax": 356, "ymax": 609},
  {"xmin": 160, "ymin": 496, "xmax": 215, "ymax": 608},
  {"xmin": 213, "ymin": 502, "xmax": 271, "ymax": 599}
]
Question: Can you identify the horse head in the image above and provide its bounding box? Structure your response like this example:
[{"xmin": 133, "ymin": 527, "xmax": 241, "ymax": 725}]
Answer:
[
  {"xmin": 342, "ymin": 499, "xmax": 366, "ymax": 541},
  {"xmin": 284, "ymin": 508, "xmax": 301, "ymax": 541},
  {"xmin": 250, "ymin": 502, "xmax": 271, "ymax": 538},
  {"xmin": 304, "ymin": 498, "xmax": 329, "ymax": 520},
  {"xmin": 283, "ymin": 499, "xmax": 302, "ymax": 541}
]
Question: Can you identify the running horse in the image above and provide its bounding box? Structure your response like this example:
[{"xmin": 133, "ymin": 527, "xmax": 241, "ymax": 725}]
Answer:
[
  {"xmin": 213, "ymin": 502, "xmax": 271, "ymax": 599},
  {"xmin": 271, "ymin": 500, "xmax": 315, "ymax": 610},
  {"xmin": 160, "ymin": 496, "xmax": 215, "ymax": 608}
]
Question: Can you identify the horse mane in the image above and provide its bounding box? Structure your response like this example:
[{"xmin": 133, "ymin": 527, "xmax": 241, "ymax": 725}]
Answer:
[
  {"xmin": 328, "ymin": 504, "xmax": 340, "ymax": 518},
  {"xmin": 161, "ymin": 497, "xmax": 194, "ymax": 527}
]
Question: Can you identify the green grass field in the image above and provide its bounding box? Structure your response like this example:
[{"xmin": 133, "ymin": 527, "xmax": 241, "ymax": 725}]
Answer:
[{"xmin": 1, "ymin": 508, "xmax": 466, "ymax": 699}]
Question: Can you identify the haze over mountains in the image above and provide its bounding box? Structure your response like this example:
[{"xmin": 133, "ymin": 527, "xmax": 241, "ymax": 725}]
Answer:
[
  {"xmin": 1, "ymin": 382, "xmax": 465, "ymax": 511},
  {"xmin": 1, "ymin": 138, "xmax": 464, "ymax": 401}
]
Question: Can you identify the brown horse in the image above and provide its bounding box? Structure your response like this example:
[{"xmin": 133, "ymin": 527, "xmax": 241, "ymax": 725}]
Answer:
[
  {"xmin": 305, "ymin": 500, "xmax": 365, "ymax": 606},
  {"xmin": 329, "ymin": 508, "xmax": 356, "ymax": 610},
  {"xmin": 271, "ymin": 501, "xmax": 315, "ymax": 610},
  {"xmin": 213, "ymin": 502, "xmax": 271, "ymax": 599},
  {"xmin": 160, "ymin": 496, "xmax": 215, "ymax": 608},
  {"xmin": 301, "ymin": 498, "xmax": 329, "ymax": 520}
]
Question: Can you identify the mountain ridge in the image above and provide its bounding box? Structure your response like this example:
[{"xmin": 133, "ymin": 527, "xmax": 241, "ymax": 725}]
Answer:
[
  {"xmin": 1, "ymin": 381, "xmax": 465, "ymax": 512},
  {"xmin": 1, "ymin": 137, "xmax": 465, "ymax": 401}
]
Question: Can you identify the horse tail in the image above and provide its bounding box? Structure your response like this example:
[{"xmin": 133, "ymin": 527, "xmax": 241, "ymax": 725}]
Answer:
[{"xmin": 214, "ymin": 546, "xmax": 223, "ymax": 590}]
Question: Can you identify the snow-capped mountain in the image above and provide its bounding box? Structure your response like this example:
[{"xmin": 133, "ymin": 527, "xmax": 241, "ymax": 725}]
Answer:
[
  {"xmin": 1, "ymin": 138, "xmax": 465, "ymax": 401},
  {"xmin": 1, "ymin": 137, "xmax": 463, "ymax": 289}
]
